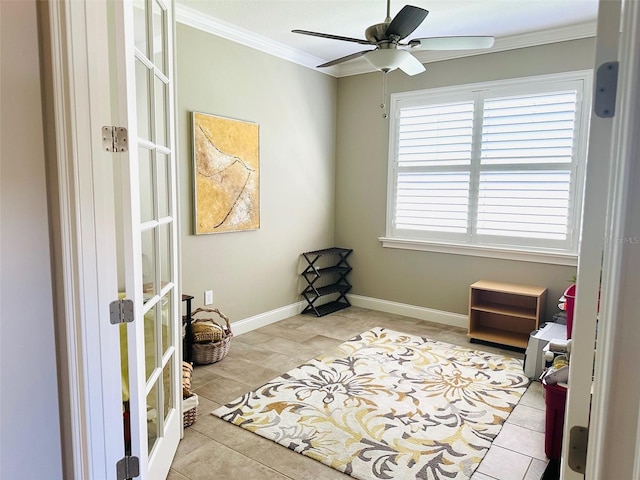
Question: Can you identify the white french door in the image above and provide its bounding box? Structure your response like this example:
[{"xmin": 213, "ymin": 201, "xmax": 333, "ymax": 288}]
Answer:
[
  {"xmin": 113, "ymin": 0, "xmax": 181, "ymax": 478},
  {"xmin": 44, "ymin": 0, "xmax": 181, "ymax": 478}
]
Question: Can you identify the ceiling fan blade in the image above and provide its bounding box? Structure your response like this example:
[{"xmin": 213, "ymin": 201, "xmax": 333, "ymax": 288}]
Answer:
[
  {"xmin": 396, "ymin": 50, "xmax": 426, "ymax": 76},
  {"xmin": 292, "ymin": 29, "xmax": 371, "ymax": 45},
  {"xmin": 386, "ymin": 5, "xmax": 429, "ymax": 40},
  {"xmin": 317, "ymin": 50, "xmax": 371, "ymax": 68},
  {"xmin": 409, "ymin": 36, "xmax": 495, "ymax": 50}
]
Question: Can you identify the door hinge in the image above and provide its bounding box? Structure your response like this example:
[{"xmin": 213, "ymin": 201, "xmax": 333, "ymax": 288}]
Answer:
[
  {"xmin": 594, "ymin": 61, "xmax": 619, "ymax": 118},
  {"xmin": 102, "ymin": 126, "xmax": 129, "ymax": 152},
  {"xmin": 568, "ymin": 425, "xmax": 589, "ymax": 474},
  {"xmin": 109, "ymin": 298, "xmax": 134, "ymax": 325},
  {"xmin": 116, "ymin": 455, "xmax": 139, "ymax": 480}
]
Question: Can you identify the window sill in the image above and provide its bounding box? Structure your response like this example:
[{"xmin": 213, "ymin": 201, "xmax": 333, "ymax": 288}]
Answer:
[{"xmin": 379, "ymin": 237, "xmax": 578, "ymax": 266}]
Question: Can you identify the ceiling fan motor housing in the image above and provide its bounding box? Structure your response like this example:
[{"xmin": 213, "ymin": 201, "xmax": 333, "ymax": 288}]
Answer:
[{"xmin": 366, "ymin": 23, "xmax": 396, "ymax": 47}]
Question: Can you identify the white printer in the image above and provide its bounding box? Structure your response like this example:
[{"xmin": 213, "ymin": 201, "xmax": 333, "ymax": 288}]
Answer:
[{"xmin": 523, "ymin": 322, "xmax": 567, "ymax": 379}]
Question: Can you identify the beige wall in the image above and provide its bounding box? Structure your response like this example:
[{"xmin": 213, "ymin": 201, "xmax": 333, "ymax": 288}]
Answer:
[
  {"xmin": 177, "ymin": 24, "xmax": 338, "ymax": 322},
  {"xmin": 335, "ymin": 39, "xmax": 596, "ymax": 321},
  {"xmin": 0, "ymin": 1, "xmax": 63, "ymax": 478}
]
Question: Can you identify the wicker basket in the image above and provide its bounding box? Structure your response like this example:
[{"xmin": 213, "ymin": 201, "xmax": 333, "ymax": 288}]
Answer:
[
  {"xmin": 182, "ymin": 393, "xmax": 198, "ymax": 428},
  {"xmin": 182, "ymin": 361, "xmax": 193, "ymax": 397},
  {"xmin": 192, "ymin": 322, "xmax": 224, "ymax": 343},
  {"xmin": 190, "ymin": 307, "xmax": 233, "ymax": 365}
]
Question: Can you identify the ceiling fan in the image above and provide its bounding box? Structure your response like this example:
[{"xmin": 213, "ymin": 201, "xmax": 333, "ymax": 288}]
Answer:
[{"xmin": 292, "ymin": 0, "xmax": 495, "ymax": 76}]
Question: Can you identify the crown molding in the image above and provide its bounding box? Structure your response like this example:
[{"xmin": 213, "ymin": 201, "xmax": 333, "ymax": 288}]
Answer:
[
  {"xmin": 176, "ymin": 3, "xmax": 597, "ymax": 79},
  {"xmin": 175, "ymin": 3, "xmax": 341, "ymax": 76}
]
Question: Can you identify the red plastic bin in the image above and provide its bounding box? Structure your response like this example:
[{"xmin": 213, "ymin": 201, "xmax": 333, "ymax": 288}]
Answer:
[
  {"xmin": 564, "ymin": 283, "xmax": 576, "ymax": 339},
  {"xmin": 564, "ymin": 283, "xmax": 601, "ymax": 339},
  {"xmin": 543, "ymin": 380, "xmax": 568, "ymax": 460}
]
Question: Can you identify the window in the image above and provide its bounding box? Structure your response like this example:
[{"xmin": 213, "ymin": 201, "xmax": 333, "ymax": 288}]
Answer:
[{"xmin": 384, "ymin": 72, "xmax": 591, "ymax": 261}]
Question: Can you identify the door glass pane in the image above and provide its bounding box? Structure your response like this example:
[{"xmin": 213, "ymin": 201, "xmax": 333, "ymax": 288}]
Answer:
[
  {"xmin": 159, "ymin": 223, "xmax": 172, "ymax": 289},
  {"xmin": 162, "ymin": 355, "xmax": 174, "ymax": 423},
  {"xmin": 135, "ymin": 59, "xmax": 151, "ymax": 141},
  {"xmin": 160, "ymin": 293, "xmax": 172, "ymax": 354},
  {"xmin": 133, "ymin": 0, "xmax": 148, "ymax": 58},
  {"xmin": 144, "ymin": 302, "xmax": 159, "ymax": 382},
  {"xmin": 147, "ymin": 378, "xmax": 160, "ymax": 454},
  {"xmin": 157, "ymin": 152, "xmax": 169, "ymax": 218},
  {"xmin": 152, "ymin": 0, "xmax": 166, "ymax": 74},
  {"xmin": 139, "ymin": 148, "xmax": 154, "ymax": 223},
  {"xmin": 154, "ymin": 76, "xmax": 168, "ymax": 147},
  {"xmin": 142, "ymin": 228, "xmax": 156, "ymax": 301}
]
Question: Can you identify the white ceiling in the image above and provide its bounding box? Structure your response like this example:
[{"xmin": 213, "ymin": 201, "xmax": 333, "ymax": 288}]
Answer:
[{"xmin": 175, "ymin": 0, "xmax": 599, "ymax": 77}]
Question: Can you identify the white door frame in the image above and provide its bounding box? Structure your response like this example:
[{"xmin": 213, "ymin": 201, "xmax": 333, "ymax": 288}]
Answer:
[
  {"xmin": 41, "ymin": 1, "xmax": 126, "ymax": 478},
  {"xmin": 561, "ymin": 0, "xmax": 621, "ymax": 478},
  {"xmin": 584, "ymin": 0, "xmax": 640, "ymax": 478}
]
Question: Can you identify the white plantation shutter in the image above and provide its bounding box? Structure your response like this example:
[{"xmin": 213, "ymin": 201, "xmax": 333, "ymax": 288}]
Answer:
[
  {"xmin": 395, "ymin": 171, "xmax": 470, "ymax": 233},
  {"xmin": 477, "ymin": 170, "xmax": 571, "ymax": 240},
  {"xmin": 397, "ymin": 102, "xmax": 474, "ymax": 167},
  {"xmin": 476, "ymin": 91, "xmax": 578, "ymax": 244},
  {"xmin": 388, "ymin": 73, "xmax": 589, "ymax": 253},
  {"xmin": 395, "ymin": 101, "xmax": 474, "ymax": 236},
  {"xmin": 481, "ymin": 91, "xmax": 579, "ymax": 165}
]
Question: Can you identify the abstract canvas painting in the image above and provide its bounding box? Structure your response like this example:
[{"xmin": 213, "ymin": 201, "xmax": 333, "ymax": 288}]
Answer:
[{"xmin": 192, "ymin": 112, "xmax": 260, "ymax": 234}]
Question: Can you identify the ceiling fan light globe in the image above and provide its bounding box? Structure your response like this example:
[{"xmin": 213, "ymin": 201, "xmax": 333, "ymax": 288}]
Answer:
[
  {"xmin": 364, "ymin": 49, "xmax": 404, "ymax": 72},
  {"xmin": 364, "ymin": 49, "xmax": 425, "ymax": 76}
]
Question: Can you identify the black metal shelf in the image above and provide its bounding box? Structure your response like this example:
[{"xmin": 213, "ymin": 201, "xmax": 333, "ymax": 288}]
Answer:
[
  {"xmin": 300, "ymin": 247, "xmax": 353, "ymax": 317},
  {"xmin": 303, "ymin": 282, "xmax": 351, "ymax": 299},
  {"xmin": 303, "ymin": 264, "xmax": 351, "ymax": 278},
  {"xmin": 302, "ymin": 300, "xmax": 350, "ymax": 317},
  {"xmin": 303, "ymin": 247, "xmax": 352, "ymax": 258}
]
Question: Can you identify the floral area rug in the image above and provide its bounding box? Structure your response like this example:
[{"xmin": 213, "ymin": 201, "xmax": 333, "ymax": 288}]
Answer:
[{"xmin": 212, "ymin": 327, "xmax": 529, "ymax": 479}]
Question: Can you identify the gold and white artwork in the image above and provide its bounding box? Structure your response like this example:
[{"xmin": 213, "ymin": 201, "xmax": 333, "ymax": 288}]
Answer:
[{"xmin": 193, "ymin": 112, "xmax": 260, "ymax": 234}]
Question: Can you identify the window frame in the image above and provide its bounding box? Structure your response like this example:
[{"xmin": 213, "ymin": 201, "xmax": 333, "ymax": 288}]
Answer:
[{"xmin": 382, "ymin": 70, "xmax": 593, "ymax": 265}]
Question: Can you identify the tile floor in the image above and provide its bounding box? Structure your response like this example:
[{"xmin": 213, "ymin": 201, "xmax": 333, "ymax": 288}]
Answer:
[{"xmin": 168, "ymin": 307, "xmax": 549, "ymax": 480}]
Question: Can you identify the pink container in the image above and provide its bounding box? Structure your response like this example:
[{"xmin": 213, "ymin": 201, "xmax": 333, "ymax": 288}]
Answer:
[
  {"xmin": 543, "ymin": 380, "xmax": 568, "ymax": 460},
  {"xmin": 564, "ymin": 284, "xmax": 576, "ymax": 339}
]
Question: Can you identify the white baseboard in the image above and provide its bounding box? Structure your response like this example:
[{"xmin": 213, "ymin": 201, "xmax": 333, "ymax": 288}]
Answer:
[
  {"xmin": 347, "ymin": 294, "xmax": 468, "ymax": 329},
  {"xmin": 232, "ymin": 301, "xmax": 306, "ymax": 336},
  {"xmin": 232, "ymin": 296, "xmax": 468, "ymax": 335}
]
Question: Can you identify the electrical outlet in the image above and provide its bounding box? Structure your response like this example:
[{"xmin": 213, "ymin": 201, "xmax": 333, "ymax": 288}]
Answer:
[{"xmin": 204, "ymin": 290, "xmax": 213, "ymax": 305}]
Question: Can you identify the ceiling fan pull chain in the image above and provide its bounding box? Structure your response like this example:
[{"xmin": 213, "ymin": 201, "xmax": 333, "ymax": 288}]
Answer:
[{"xmin": 381, "ymin": 71, "xmax": 389, "ymax": 119}]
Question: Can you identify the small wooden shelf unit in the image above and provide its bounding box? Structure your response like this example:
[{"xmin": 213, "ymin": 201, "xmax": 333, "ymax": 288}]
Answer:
[{"xmin": 468, "ymin": 280, "xmax": 547, "ymax": 349}]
